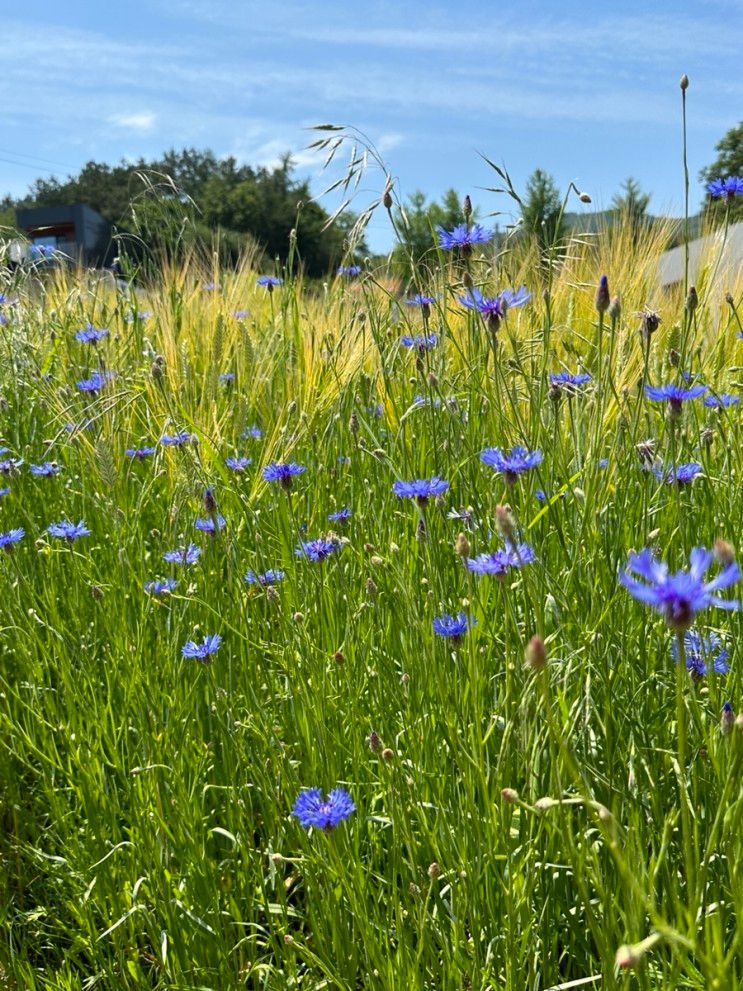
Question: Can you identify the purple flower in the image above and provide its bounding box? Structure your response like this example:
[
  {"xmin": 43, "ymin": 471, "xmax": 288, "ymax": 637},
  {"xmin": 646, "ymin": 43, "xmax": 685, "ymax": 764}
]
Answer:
[
  {"xmin": 225, "ymin": 456, "xmax": 252, "ymax": 472},
  {"xmin": 392, "ymin": 477, "xmax": 449, "ymax": 505},
  {"xmin": 125, "ymin": 310, "xmax": 152, "ymax": 322},
  {"xmin": 296, "ymin": 538, "xmax": 339, "ymax": 562},
  {"xmin": 160, "ymin": 430, "xmax": 194, "ymax": 446},
  {"xmin": 30, "ymin": 462, "xmax": 61, "ymax": 477},
  {"xmin": 466, "ymin": 542, "xmax": 536, "ymax": 577},
  {"xmin": 401, "ymin": 333, "xmax": 438, "ymax": 352},
  {"xmin": 244, "ymin": 568, "xmax": 285, "ymax": 586},
  {"xmin": 704, "ymin": 393, "xmax": 739, "ymax": 408},
  {"xmin": 653, "ymin": 463, "xmax": 702, "ymax": 486},
  {"xmin": 671, "ymin": 630, "xmax": 729, "ymax": 677},
  {"xmin": 163, "ymin": 543, "xmax": 201, "ymax": 565},
  {"xmin": 0, "ymin": 487, "xmax": 10, "ymax": 497},
  {"xmin": 75, "ymin": 324, "xmax": 109, "ymax": 344},
  {"xmin": 707, "ymin": 176, "xmax": 743, "ymax": 200},
  {"xmin": 47, "ymin": 519, "xmax": 91, "ymax": 541},
  {"xmin": 203, "ymin": 281, "xmax": 221, "ymax": 292},
  {"xmin": 433, "ymin": 612, "xmax": 474, "ymax": 644},
  {"xmin": 480, "ymin": 445, "xmax": 543, "ymax": 484},
  {"xmin": 256, "ymin": 276, "xmax": 282, "ymax": 289},
  {"xmin": 263, "ymin": 461, "xmax": 306, "ymax": 490},
  {"xmin": 194, "ymin": 514, "xmax": 226, "ymax": 534},
  {"xmin": 619, "ymin": 547, "xmax": 740, "ymax": 630},
  {"xmin": 405, "ymin": 294, "xmax": 437, "ymax": 308},
  {"xmin": 76, "ymin": 371, "xmax": 112, "ymax": 394},
  {"xmin": 327, "ymin": 507, "xmax": 352, "ymax": 522},
  {"xmin": 232, "ymin": 309, "xmax": 250, "ymax": 319},
  {"xmin": 126, "ymin": 447, "xmax": 156, "ymax": 459},
  {"xmin": 549, "ymin": 371, "xmax": 592, "ymax": 394},
  {"xmin": 242, "ymin": 425, "xmax": 263, "ymax": 440},
  {"xmin": 0, "ymin": 528, "xmax": 25, "ymax": 551},
  {"xmin": 437, "ymin": 223, "xmax": 493, "ymax": 252},
  {"xmin": 181, "ymin": 633, "xmax": 222, "ymax": 661},
  {"xmin": 144, "ymin": 578, "xmax": 178, "ymax": 595},
  {"xmin": 459, "ymin": 286, "xmax": 531, "ymax": 329},
  {"xmin": 292, "ymin": 787, "xmax": 355, "ymax": 831},
  {"xmin": 0, "ymin": 458, "xmax": 22, "ymax": 475},
  {"xmin": 219, "ymin": 372, "xmax": 235, "ymax": 384},
  {"xmin": 337, "ymin": 265, "xmax": 362, "ymax": 277},
  {"xmin": 645, "ymin": 383, "xmax": 707, "ymax": 416}
]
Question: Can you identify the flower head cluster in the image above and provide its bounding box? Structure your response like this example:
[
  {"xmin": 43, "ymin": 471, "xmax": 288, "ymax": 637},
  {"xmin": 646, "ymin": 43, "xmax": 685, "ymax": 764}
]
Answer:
[
  {"xmin": 225, "ymin": 456, "xmax": 252, "ymax": 472},
  {"xmin": 75, "ymin": 324, "xmax": 109, "ymax": 344},
  {"xmin": 296, "ymin": 538, "xmax": 340, "ymax": 562},
  {"xmin": 244, "ymin": 568, "xmax": 285, "ymax": 586},
  {"xmin": 292, "ymin": 787, "xmax": 355, "ymax": 831},
  {"xmin": 671, "ymin": 630, "xmax": 729, "ymax": 677},
  {"xmin": 0, "ymin": 528, "xmax": 25, "ymax": 551},
  {"xmin": 263, "ymin": 461, "xmax": 306, "ymax": 490},
  {"xmin": 327, "ymin": 507, "xmax": 352, "ymax": 523},
  {"xmin": 145, "ymin": 578, "xmax": 178, "ymax": 595},
  {"xmin": 47, "ymin": 519, "xmax": 90, "ymax": 541},
  {"xmin": 707, "ymin": 176, "xmax": 743, "ymax": 200},
  {"xmin": 76, "ymin": 371, "xmax": 112, "ymax": 394},
  {"xmin": 467, "ymin": 541, "xmax": 536, "ymax": 577},
  {"xmin": 619, "ymin": 547, "xmax": 740, "ymax": 630},
  {"xmin": 160, "ymin": 430, "xmax": 194, "ymax": 446},
  {"xmin": 337, "ymin": 265, "xmax": 362, "ymax": 277},
  {"xmin": 401, "ymin": 333, "xmax": 438, "ymax": 353},
  {"xmin": 437, "ymin": 223, "xmax": 493, "ymax": 253},
  {"xmin": 433, "ymin": 612, "xmax": 474, "ymax": 644},
  {"xmin": 181, "ymin": 633, "xmax": 222, "ymax": 661},
  {"xmin": 393, "ymin": 477, "xmax": 449, "ymax": 505},
  {"xmin": 163, "ymin": 543, "xmax": 201, "ymax": 565},
  {"xmin": 480, "ymin": 445, "xmax": 543, "ymax": 484},
  {"xmin": 30, "ymin": 462, "xmax": 61, "ymax": 477}
]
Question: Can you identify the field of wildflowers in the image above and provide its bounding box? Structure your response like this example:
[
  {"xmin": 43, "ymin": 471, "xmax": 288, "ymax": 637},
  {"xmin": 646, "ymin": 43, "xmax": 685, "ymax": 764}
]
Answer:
[{"xmin": 1, "ymin": 165, "xmax": 743, "ymax": 990}]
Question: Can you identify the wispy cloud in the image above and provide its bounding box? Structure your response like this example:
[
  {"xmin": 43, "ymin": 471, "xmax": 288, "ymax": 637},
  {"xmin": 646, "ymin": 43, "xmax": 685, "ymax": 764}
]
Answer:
[{"xmin": 109, "ymin": 112, "xmax": 157, "ymax": 133}]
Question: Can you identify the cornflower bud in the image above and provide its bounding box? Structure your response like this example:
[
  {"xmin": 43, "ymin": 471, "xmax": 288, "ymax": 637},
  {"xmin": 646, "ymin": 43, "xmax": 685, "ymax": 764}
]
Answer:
[
  {"xmin": 463, "ymin": 194, "xmax": 472, "ymax": 220},
  {"xmin": 680, "ymin": 73, "xmax": 689, "ymax": 90},
  {"xmin": 427, "ymin": 862, "xmax": 441, "ymax": 879},
  {"xmin": 721, "ymin": 701, "xmax": 735, "ymax": 736},
  {"xmin": 608, "ymin": 295, "xmax": 621, "ymax": 321},
  {"xmin": 455, "ymin": 532, "xmax": 470, "ymax": 559},
  {"xmin": 203, "ymin": 488, "xmax": 217, "ymax": 514},
  {"xmin": 713, "ymin": 539, "xmax": 735, "ymax": 566},
  {"xmin": 367, "ymin": 731, "xmax": 382, "ymax": 752},
  {"xmin": 524, "ymin": 635, "xmax": 547, "ymax": 670},
  {"xmin": 382, "ymin": 747, "xmax": 395, "ymax": 762},
  {"xmin": 595, "ymin": 275, "xmax": 610, "ymax": 314},
  {"xmin": 495, "ymin": 504, "xmax": 517, "ymax": 543},
  {"xmin": 685, "ymin": 286, "xmax": 698, "ymax": 314},
  {"xmin": 501, "ymin": 787, "xmax": 519, "ymax": 804}
]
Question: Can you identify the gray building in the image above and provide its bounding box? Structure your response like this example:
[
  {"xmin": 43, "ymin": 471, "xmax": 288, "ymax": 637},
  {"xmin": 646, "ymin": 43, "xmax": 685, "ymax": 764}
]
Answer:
[
  {"xmin": 659, "ymin": 221, "xmax": 743, "ymax": 290},
  {"xmin": 15, "ymin": 203, "xmax": 112, "ymax": 265}
]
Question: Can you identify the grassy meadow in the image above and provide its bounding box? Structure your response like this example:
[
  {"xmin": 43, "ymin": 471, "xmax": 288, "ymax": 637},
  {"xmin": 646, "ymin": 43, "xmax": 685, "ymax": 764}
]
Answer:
[{"xmin": 0, "ymin": 213, "xmax": 742, "ymax": 990}]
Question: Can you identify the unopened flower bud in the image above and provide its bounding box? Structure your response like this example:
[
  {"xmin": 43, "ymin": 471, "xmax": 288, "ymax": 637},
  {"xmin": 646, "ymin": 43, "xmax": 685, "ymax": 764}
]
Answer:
[
  {"xmin": 579, "ymin": 191, "xmax": 592, "ymax": 203},
  {"xmin": 292, "ymin": 611, "xmax": 304, "ymax": 624},
  {"xmin": 463, "ymin": 194, "xmax": 472, "ymax": 220},
  {"xmin": 680, "ymin": 73, "xmax": 689, "ymax": 90},
  {"xmin": 608, "ymin": 295, "xmax": 621, "ymax": 321},
  {"xmin": 367, "ymin": 731, "xmax": 382, "ymax": 752},
  {"xmin": 724, "ymin": 292, "xmax": 734, "ymax": 307},
  {"xmin": 265, "ymin": 584, "xmax": 280, "ymax": 602},
  {"xmin": 382, "ymin": 188, "xmax": 393, "ymax": 210},
  {"xmin": 495, "ymin": 504, "xmax": 517, "ymax": 543},
  {"xmin": 685, "ymin": 286, "xmax": 698, "ymax": 313},
  {"xmin": 713, "ymin": 538, "xmax": 735, "ymax": 566},
  {"xmin": 333, "ymin": 650, "xmax": 345, "ymax": 665},
  {"xmin": 365, "ymin": 576, "xmax": 377, "ymax": 597},
  {"xmin": 525, "ymin": 635, "xmax": 547, "ymax": 670},
  {"xmin": 501, "ymin": 787, "xmax": 519, "ymax": 804},
  {"xmin": 382, "ymin": 747, "xmax": 395, "ymax": 762},
  {"xmin": 90, "ymin": 585, "xmax": 104, "ymax": 600},
  {"xmin": 349, "ymin": 412, "xmax": 358, "ymax": 434},
  {"xmin": 427, "ymin": 862, "xmax": 441, "ymax": 879},
  {"xmin": 668, "ymin": 348, "xmax": 680, "ymax": 367},
  {"xmin": 455, "ymin": 532, "xmax": 470, "ymax": 559},
  {"xmin": 721, "ymin": 701, "xmax": 735, "ymax": 736},
  {"xmin": 616, "ymin": 945, "xmax": 641, "ymax": 969},
  {"xmin": 595, "ymin": 275, "xmax": 610, "ymax": 314},
  {"xmin": 462, "ymin": 270, "xmax": 473, "ymax": 289},
  {"xmin": 203, "ymin": 488, "xmax": 217, "ymax": 514}
]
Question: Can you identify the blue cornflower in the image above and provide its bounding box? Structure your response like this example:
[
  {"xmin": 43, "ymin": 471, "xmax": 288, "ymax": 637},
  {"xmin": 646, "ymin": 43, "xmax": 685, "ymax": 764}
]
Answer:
[
  {"xmin": 219, "ymin": 372, "xmax": 235, "ymax": 384},
  {"xmin": 30, "ymin": 244, "xmax": 54, "ymax": 259},
  {"xmin": 76, "ymin": 371, "xmax": 112, "ymax": 394},
  {"xmin": 144, "ymin": 578, "xmax": 178, "ymax": 595},
  {"xmin": 328, "ymin": 507, "xmax": 352, "ymax": 522},
  {"xmin": 0, "ymin": 487, "xmax": 9, "ymax": 497},
  {"xmin": 467, "ymin": 542, "xmax": 536, "ymax": 577},
  {"xmin": 619, "ymin": 547, "xmax": 740, "ymax": 630},
  {"xmin": 704, "ymin": 393, "xmax": 739, "ymax": 408},
  {"xmin": 203, "ymin": 281, "xmax": 221, "ymax": 291},
  {"xmin": 263, "ymin": 461, "xmax": 306, "ymax": 490},
  {"xmin": 292, "ymin": 787, "xmax": 355, "ymax": 831},
  {"xmin": 653, "ymin": 463, "xmax": 702, "ymax": 486},
  {"xmin": 433, "ymin": 612, "xmax": 474, "ymax": 644},
  {"xmin": 296, "ymin": 538, "xmax": 339, "ymax": 561},
  {"xmin": 671, "ymin": 630, "xmax": 729, "ymax": 677},
  {"xmin": 645, "ymin": 383, "xmax": 707, "ymax": 416},
  {"xmin": 392, "ymin": 477, "xmax": 449, "ymax": 505},
  {"xmin": 549, "ymin": 371, "xmax": 592, "ymax": 394},
  {"xmin": 47, "ymin": 519, "xmax": 91, "ymax": 541},
  {"xmin": 707, "ymin": 176, "xmax": 743, "ymax": 200},
  {"xmin": 244, "ymin": 568, "xmax": 285, "ymax": 586},
  {"xmin": 598, "ymin": 458, "xmax": 609, "ymax": 469},
  {"xmin": 194, "ymin": 514, "xmax": 226, "ymax": 534},
  {"xmin": 0, "ymin": 528, "xmax": 25, "ymax": 551},
  {"xmin": 160, "ymin": 430, "xmax": 193, "ymax": 446},
  {"xmin": 225, "ymin": 456, "xmax": 252, "ymax": 472},
  {"xmin": 30, "ymin": 462, "xmax": 61, "ymax": 477},
  {"xmin": 437, "ymin": 223, "xmax": 493, "ymax": 252},
  {"xmin": 0, "ymin": 458, "xmax": 22, "ymax": 475},
  {"xmin": 256, "ymin": 276, "xmax": 282, "ymax": 289},
  {"xmin": 163, "ymin": 543, "xmax": 201, "ymax": 565},
  {"xmin": 242, "ymin": 425, "xmax": 263, "ymax": 440},
  {"xmin": 337, "ymin": 265, "xmax": 362, "ymax": 277},
  {"xmin": 75, "ymin": 324, "xmax": 109, "ymax": 344},
  {"xmin": 401, "ymin": 333, "xmax": 438, "ymax": 352},
  {"xmin": 181, "ymin": 633, "xmax": 222, "ymax": 661},
  {"xmin": 405, "ymin": 293, "xmax": 437, "ymax": 309},
  {"xmin": 126, "ymin": 446, "xmax": 156, "ymax": 459},
  {"xmin": 480, "ymin": 445, "xmax": 543, "ymax": 484},
  {"xmin": 459, "ymin": 286, "xmax": 531, "ymax": 330},
  {"xmin": 124, "ymin": 310, "xmax": 153, "ymax": 322},
  {"xmin": 368, "ymin": 403, "xmax": 384, "ymax": 418},
  {"xmin": 232, "ymin": 309, "xmax": 250, "ymax": 319},
  {"xmin": 337, "ymin": 455, "xmax": 352, "ymax": 465},
  {"xmin": 412, "ymin": 395, "xmax": 442, "ymax": 409}
]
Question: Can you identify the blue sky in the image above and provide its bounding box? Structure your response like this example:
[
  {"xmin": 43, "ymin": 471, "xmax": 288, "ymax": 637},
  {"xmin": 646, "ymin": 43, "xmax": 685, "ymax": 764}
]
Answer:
[{"xmin": 3, "ymin": 0, "xmax": 741, "ymax": 252}]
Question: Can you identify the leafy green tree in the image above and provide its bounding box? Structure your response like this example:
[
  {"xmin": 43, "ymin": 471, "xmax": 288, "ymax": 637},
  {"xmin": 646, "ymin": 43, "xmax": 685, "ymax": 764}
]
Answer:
[
  {"xmin": 700, "ymin": 121, "xmax": 743, "ymax": 222},
  {"xmin": 520, "ymin": 169, "xmax": 565, "ymax": 250}
]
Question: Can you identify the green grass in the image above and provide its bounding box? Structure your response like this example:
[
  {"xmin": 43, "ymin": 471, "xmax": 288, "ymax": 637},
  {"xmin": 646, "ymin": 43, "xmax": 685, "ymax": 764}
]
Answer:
[{"xmin": 0, "ymin": 229, "xmax": 742, "ymax": 990}]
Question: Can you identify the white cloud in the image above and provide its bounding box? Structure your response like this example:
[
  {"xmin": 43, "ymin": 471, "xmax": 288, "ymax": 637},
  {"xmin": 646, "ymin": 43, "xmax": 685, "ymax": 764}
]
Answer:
[{"xmin": 109, "ymin": 112, "xmax": 157, "ymax": 133}]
